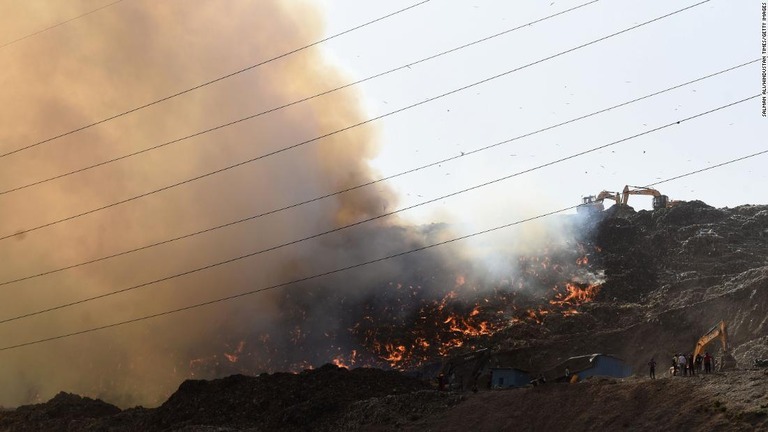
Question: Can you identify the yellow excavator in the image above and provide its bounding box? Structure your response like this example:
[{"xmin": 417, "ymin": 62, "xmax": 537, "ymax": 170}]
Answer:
[
  {"xmin": 578, "ymin": 185, "xmax": 678, "ymax": 214},
  {"xmin": 621, "ymin": 185, "xmax": 670, "ymax": 210},
  {"xmin": 693, "ymin": 320, "xmax": 738, "ymax": 371},
  {"xmin": 576, "ymin": 190, "xmax": 621, "ymax": 214}
]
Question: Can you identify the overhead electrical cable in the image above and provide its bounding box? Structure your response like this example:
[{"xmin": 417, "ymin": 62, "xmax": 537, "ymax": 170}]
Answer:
[
  {"xmin": 0, "ymin": 59, "xmax": 756, "ymax": 288},
  {"xmin": 0, "ymin": 0, "xmax": 127, "ymax": 50},
  {"xmin": 0, "ymin": 0, "xmax": 602, "ymax": 196},
  {"xmin": 0, "ymin": 0, "xmax": 712, "ymax": 243},
  {"xmin": 647, "ymin": 150, "xmax": 768, "ymax": 187},
  {"xmin": 0, "ymin": 94, "xmax": 756, "ymax": 326},
  {"xmin": 0, "ymin": 143, "xmax": 764, "ymax": 352},
  {"xmin": 0, "ymin": 0, "xmax": 432, "ymax": 159}
]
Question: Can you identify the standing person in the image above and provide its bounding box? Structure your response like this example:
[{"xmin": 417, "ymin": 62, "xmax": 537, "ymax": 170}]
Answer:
[
  {"xmin": 678, "ymin": 354, "xmax": 688, "ymax": 376},
  {"xmin": 648, "ymin": 358, "xmax": 657, "ymax": 379},
  {"xmin": 672, "ymin": 355, "xmax": 678, "ymax": 376},
  {"xmin": 688, "ymin": 354, "xmax": 695, "ymax": 376},
  {"xmin": 704, "ymin": 352, "xmax": 712, "ymax": 374},
  {"xmin": 695, "ymin": 354, "xmax": 703, "ymax": 372}
]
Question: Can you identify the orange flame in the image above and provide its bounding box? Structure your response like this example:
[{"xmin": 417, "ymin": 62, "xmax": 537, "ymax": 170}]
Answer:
[
  {"xmin": 223, "ymin": 340, "xmax": 246, "ymax": 363},
  {"xmin": 382, "ymin": 344, "xmax": 407, "ymax": 365},
  {"xmin": 549, "ymin": 283, "xmax": 600, "ymax": 306},
  {"xmin": 332, "ymin": 350, "xmax": 357, "ymax": 369}
]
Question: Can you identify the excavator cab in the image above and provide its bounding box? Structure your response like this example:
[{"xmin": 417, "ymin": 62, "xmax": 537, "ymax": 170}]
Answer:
[
  {"xmin": 577, "ymin": 196, "xmax": 604, "ymax": 214},
  {"xmin": 622, "ymin": 186, "xmax": 672, "ymax": 211},
  {"xmin": 652, "ymin": 195, "xmax": 669, "ymax": 211}
]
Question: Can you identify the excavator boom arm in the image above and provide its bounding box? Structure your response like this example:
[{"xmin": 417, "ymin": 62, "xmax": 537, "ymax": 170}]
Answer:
[
  {"xmin": 621, "ymin": 185, "xmax": 669, "ymax": 210},
  {"xmin": 596, "ymin": 190, "xmax": 620, "ymax": 203},
  {"xmin": 693, "ymin": 321, "xmax": 729, "ymax": 360}
]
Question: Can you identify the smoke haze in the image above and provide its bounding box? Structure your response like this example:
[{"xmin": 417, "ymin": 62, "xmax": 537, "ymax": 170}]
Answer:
[
  {"xmin": 0, "ymin": 0, "xmax": 579, "ymax": 408},
  {"xmin": 0, "ymin": 0, "xmax": 409, "ymax": 407}
]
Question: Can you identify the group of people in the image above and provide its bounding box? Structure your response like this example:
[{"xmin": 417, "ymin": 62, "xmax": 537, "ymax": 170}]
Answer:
[{"xmin": 648, "ymin": 352, "xmax": 715, "ymax": 378}]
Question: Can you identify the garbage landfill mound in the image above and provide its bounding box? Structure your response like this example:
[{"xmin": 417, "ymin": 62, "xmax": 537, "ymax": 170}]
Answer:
[
  {"xmin": 1, "ymin": 200, "xmax": 767, "ymax": 431},
  {"xmin": 491, "ymin": 200, "xmax": 768, "ymax": 374},
  {"xmin": 0, "ymin": 365, "xmax": 445, "ymax": 431}
]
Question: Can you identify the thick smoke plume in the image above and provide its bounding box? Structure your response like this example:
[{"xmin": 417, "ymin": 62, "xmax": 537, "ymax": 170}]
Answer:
[
  {"xmin": 0, "ymin": 1, "xmax": 581, "ymax": 408},
  {"xmin": 0, "ymin": 0, "xmax": 403, "ymax": 407}
]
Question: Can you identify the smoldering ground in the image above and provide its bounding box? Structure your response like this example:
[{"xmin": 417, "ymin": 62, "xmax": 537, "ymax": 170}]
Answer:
[{"xmin": 0, "ymin": 1, "xmax": 584, "ymax": 408}]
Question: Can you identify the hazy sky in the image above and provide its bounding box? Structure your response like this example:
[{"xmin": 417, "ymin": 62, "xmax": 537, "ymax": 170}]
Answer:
[{"xmin": 319, "ymin": 0, "xmax": 765, "ymax": 223}]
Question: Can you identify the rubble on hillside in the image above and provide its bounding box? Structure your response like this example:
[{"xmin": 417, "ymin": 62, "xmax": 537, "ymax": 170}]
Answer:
[
  {"xmin": 1, "ymin": 370, "xmax": 764, "ymax": 431},
  {"xmin": 479, "ymin": 201, "xmax": 768, "ymax": 375},
  {"xmin": 0, "ymin": 364, "xmax": 431, "ymax": 432},
  {"xmin": 0, "ymin": 392, "xmax": 120, "ymax": 432}
]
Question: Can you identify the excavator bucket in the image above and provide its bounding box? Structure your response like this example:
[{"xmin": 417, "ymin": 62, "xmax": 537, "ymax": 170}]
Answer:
[{"xmin": 718, "ymin": 352, "xmax": 738, "ymax": 371}]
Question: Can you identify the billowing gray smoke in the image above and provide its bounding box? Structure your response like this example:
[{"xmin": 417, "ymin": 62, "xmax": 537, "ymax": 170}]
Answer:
[
  {"xmin": 0, "ymin": 0, "xmax": 419, "ymax": 407},
  {"xmin": 0, "ymin": 1, "xmax": 581, "ymax": 408}
]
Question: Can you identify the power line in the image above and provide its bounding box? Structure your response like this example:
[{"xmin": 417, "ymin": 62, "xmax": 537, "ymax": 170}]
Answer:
[
  {"xmin": 1, "ymin": 140, "xmax": 764, "ymax": 352},
  {"xmin": 0, "ymin": 0, "xmax": 127, "ymax": 50},
  {"xmin": 0, "ymin": 1, "xmax": 712, "ymax": 242},
  {"xmin": 0, "ymin": 208, "xmax": 574, "ymax": 353},
  {"xmin": 0, "ymin": 94, "xmax": 756, "ymax": 326},
  {"xmin": 648, "ymin": 149, "xmax": 768, "ymax": 187},
  {"xmin": 0, "ymin": 0, "xmax": 602, "ymax": 196},
  {"xmin": 0, "ymin": 59, "xmax": 756, "ymax": 288},
  {"xmin": 0, "ymin": 1, "xmax": 432, "ymax": 159}
]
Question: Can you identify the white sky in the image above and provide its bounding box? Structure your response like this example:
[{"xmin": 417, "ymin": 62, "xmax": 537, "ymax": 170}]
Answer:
[{"xmin": 317, "ymin": 0, "xmax": 766, "ymax": 225}]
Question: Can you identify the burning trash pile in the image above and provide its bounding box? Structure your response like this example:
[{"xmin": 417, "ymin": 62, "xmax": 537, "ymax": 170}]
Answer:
[
  {"xmin": 348, "ymin": 252, "xmax": 603, "ymax": 370},
  {"xmin": 189, "ymin": 200, "xmax": 768, "ymax": 380},
  {"xmin": 184, "ymin": 220, "xmax": 606, "ymax": 377}
]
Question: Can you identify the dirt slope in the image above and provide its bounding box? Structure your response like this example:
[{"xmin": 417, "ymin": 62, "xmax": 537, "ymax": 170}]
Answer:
[
  {"xmin": 0, "ymin": 364, "xmax": 430, "ymax": 432},
  {"xmin": 395, "ymin": 371, "xmax": 768, "ymax": 432},
  {"xmin": 1, "ymin": 369, "xmax": 765, "ymax": 431}
]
